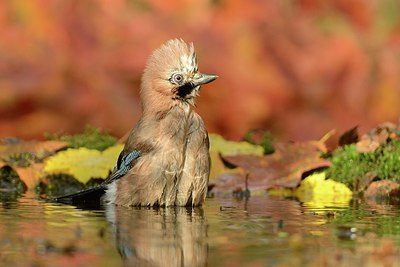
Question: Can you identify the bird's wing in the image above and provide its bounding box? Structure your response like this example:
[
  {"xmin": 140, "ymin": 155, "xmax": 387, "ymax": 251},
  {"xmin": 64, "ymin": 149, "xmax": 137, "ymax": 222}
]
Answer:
[
  {"xmin": 50, "ymin": 150, "xmax": 141, "ymax": 206},
  {"xmin": 105, "ymin": 150, "xmax": 141, "ymax": 184}
]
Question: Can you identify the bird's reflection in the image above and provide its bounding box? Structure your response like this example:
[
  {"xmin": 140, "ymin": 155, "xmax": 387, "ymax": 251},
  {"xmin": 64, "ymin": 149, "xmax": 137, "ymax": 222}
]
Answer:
[{"xmin": 106, "ymin": 206, "xmax": 207, "ymax": 267}]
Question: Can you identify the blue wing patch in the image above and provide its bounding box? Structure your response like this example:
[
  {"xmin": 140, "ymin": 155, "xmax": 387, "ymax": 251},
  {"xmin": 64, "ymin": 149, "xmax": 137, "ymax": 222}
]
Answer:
[{"xmin": 108, "ymin": 150, "xmax": 141, "ymax": 182}]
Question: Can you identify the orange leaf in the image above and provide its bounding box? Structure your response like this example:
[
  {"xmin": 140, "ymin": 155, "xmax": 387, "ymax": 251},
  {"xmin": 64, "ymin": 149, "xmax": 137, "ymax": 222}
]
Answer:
[{"xmin": 13, "ymin": 163, "xmax": 44, "ymax": 190}]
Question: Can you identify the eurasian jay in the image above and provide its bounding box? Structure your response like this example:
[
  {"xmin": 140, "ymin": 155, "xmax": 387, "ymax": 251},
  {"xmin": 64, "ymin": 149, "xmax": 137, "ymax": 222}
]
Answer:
[{"xmin": 54, "ymin": 39, "xmax": 217, "ymax": 207}]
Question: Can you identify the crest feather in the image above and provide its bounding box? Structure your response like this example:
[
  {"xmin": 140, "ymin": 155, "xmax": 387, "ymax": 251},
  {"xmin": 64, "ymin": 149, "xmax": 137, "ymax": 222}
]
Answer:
[{"xmin": 144, "ymin": 39, "xmax": 198, "ymax": 77}]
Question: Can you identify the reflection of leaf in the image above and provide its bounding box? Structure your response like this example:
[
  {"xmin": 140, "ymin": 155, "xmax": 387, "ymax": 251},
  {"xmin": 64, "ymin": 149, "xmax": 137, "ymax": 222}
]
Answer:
[
  {"xmin": 212, "ymin": 141, "xmax": 330, "ymax": 192},
  {"xmin": 43, "ymin": 144, "xmax": 123, "ymax": 183}
]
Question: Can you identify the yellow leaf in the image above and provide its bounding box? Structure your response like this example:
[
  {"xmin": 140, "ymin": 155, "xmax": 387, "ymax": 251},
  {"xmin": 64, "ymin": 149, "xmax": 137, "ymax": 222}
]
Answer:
[
  {"xmin": 43, "ymin": 144, "xmax": 123, "ymax": 183},
  {"xmin": 209, "ymin": 133, "xmax": 263, "ymax": 156},
  {"xmin": 294, "ymin": 172, "xmax": 352, "ymax": 208}
]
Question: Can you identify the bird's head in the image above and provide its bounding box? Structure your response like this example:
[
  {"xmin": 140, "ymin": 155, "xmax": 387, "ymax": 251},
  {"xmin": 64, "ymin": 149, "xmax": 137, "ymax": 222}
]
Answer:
[{"xmin": 140, "ymin": 39, "xmax": 218, "ymax": 112}]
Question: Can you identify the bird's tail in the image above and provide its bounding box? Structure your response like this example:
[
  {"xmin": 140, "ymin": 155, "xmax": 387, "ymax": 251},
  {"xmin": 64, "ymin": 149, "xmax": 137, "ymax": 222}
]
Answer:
[
  {"xmin": 49, "ymin": 150, "xmax": 141, "ymax": 208},
  {"xmin": 50, "ymin": 185, "xmax": 107, "ymax": 208}
]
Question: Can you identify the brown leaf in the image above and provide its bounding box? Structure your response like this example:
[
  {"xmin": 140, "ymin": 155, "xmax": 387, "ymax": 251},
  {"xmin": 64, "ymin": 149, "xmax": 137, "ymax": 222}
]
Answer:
[
  {"xmin": 212, "ymin": 141, "xmax": 330, "ymax": 192},
  {"xmin": 339, "ymin": 126, "xmax": 359, "ymax": 146},
  {"xmin": 0, "ymin": 140, "xmax": 67, "ymax": 190},
  {"xmin": 356, "ymin": 122, "xmax": 398, "ymax": 153},
  {"xmin": 356, "ymin": 139, "xmax": 381, "ymax": 153},
  {"xmin": 0, "ymin": 140, "xmax": 67, "ymax": 160}
]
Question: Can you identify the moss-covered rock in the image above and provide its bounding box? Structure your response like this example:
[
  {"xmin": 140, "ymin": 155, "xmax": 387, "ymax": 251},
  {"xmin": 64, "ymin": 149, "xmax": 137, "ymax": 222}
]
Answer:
[
  {"xmin": 326, "ymin": 140, "xmax": 400, "ymax": 190},
  {"xmin": 364, "ymin": 180, "xmax": 400, "ymax": 200},
  {"xmin": 0, "ymin": 166, "xmax": 27, "ymax": 201},
  {"xmin": 36, "ymin": 173, "xmax": 85, "ymax": 197}
]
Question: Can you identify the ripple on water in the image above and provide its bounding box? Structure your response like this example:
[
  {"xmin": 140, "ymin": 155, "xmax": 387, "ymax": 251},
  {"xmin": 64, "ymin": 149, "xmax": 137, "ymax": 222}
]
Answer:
[{"xmin": 0, "ymin": 195, "xmax": 399, "ymax": 266}]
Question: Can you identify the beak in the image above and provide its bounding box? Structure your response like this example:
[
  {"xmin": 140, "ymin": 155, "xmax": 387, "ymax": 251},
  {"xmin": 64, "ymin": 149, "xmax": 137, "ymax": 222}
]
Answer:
[{"xmin": 192, "ymin": 73, "xmax": 218, "ymax": 87}]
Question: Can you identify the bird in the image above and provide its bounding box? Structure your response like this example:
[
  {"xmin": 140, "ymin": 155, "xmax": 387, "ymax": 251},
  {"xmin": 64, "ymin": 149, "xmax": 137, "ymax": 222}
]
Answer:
[{"xmin": 53, "ymin": 39, "xmax": 218, "ymax": 207}]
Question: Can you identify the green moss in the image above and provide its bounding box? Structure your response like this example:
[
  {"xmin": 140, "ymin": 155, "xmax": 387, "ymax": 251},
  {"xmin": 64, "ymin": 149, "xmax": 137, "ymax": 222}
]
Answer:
[
  {"xmin": 36, "ymin": 174, "xmax": 104, "ymax": 198},
  {"xmin": 378, "ymin": 142, "xmax": 400, "ymax": 180},
  {"xmin": 45, "ymin": 125, "xmax": 117, "ymax": 151},
  {"xmin": 4, "ymin": 152, "xmax": 39, "ymax": 167},
  {"xmin": 326, "ymin": 140, "xmax": 400, "ymax": 189}
]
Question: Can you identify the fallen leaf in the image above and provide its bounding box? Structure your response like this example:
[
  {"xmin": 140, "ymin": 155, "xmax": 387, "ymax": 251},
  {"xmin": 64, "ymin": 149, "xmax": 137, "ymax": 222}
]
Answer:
[
  {"xmin": 0, "ymin": 140, "xmax": 68, "ymax": 190},
  {"xmin": 294, "ymin": 172, "xmax": 352, "ymax": 205},
  {"xmin": 356, "ymin": 122, "xmax": 398, "ymax": 153},
  {"xmin": 209, "ymin": 134, "xmax": 263, "ymax": 182},
  {"xmin": 43, "ymin": 144, "xmax": 123, "ymax": 183},
  {"xmin": 209, "ymin": 133, "xmax": 264, "ymax": 156},
  {"xmin": 339, "ymin": 126, "xmax": 359, "ymax": 146},
  {"xmin": 0, "ymin": 140, "xmax": 67, "ymax": 160},
  {"xmin": 212, "ymin": 140, "xmax": 330, "ymax": 192},
  {"xmin": 13, "ymin": 163, "xmax": 44, "ymax": 190},
  {"xmin": 356, "ymin": 139, "xmax": 381, "ymax": 153}
]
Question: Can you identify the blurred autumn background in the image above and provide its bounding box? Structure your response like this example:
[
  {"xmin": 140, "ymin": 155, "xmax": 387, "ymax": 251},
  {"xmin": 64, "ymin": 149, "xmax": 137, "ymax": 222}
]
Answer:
[{"xmin": 1, "ymin": 0, "xmax": 400, "ymax": 143}]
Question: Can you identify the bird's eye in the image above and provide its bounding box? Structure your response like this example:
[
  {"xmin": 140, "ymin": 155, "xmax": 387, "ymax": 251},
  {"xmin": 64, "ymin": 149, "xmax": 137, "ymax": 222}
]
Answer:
[{"xmin": 171, "ymin": 73, "xmax": 184, "ymax": 85}]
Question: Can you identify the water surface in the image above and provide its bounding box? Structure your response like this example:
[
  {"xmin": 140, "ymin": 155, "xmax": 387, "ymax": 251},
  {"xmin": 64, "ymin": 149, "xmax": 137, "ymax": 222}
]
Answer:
[{"xmin": 0, "ymin": 194, "xmax": 399, "ymax": 266}]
